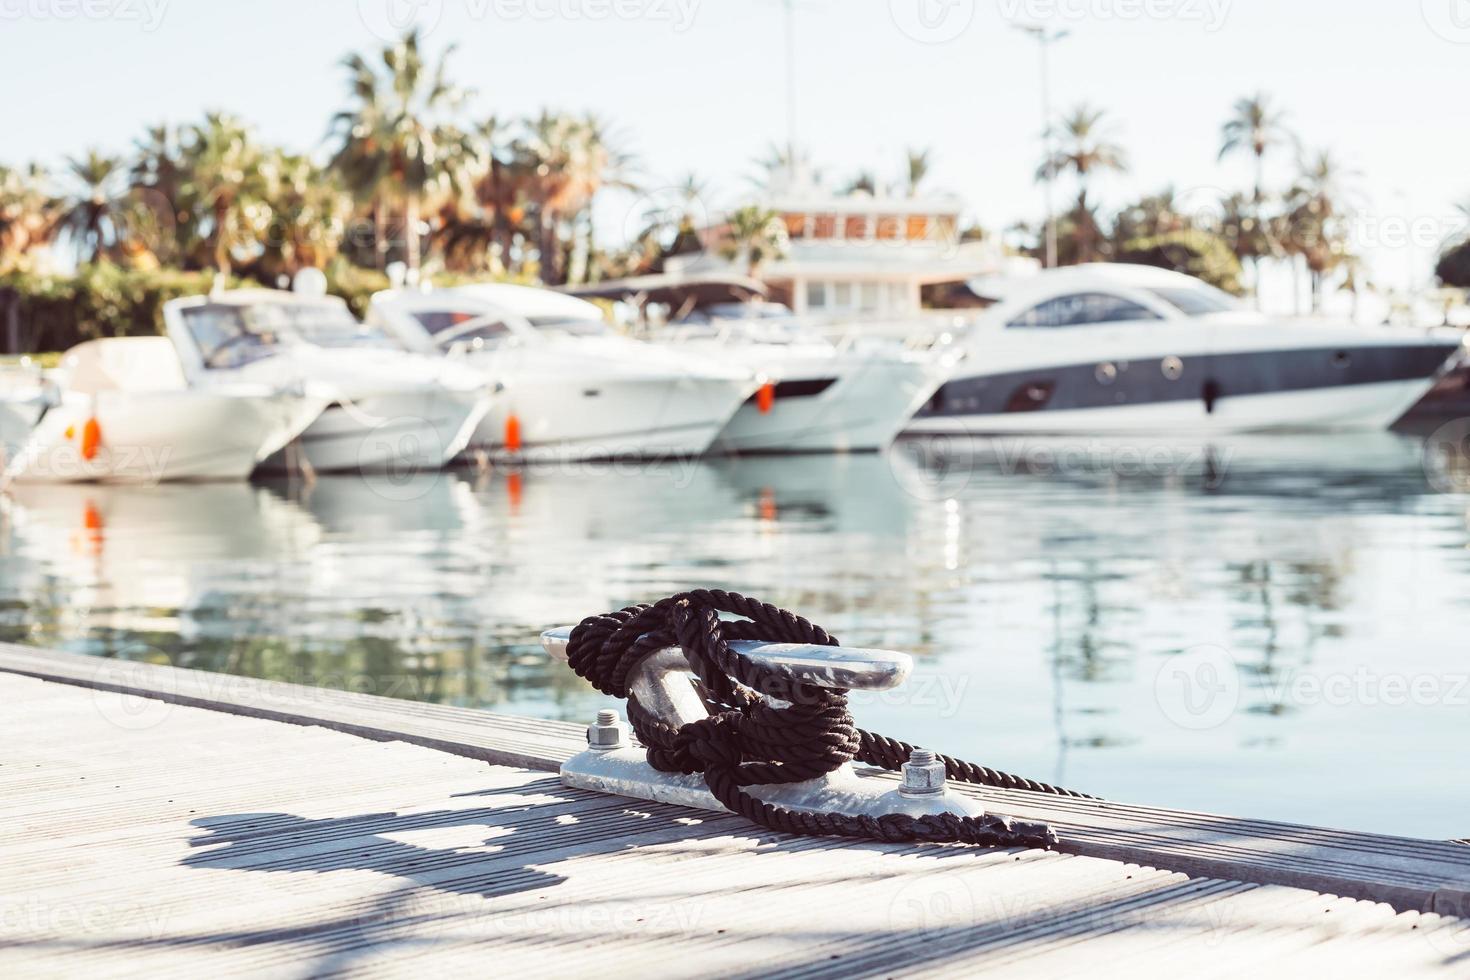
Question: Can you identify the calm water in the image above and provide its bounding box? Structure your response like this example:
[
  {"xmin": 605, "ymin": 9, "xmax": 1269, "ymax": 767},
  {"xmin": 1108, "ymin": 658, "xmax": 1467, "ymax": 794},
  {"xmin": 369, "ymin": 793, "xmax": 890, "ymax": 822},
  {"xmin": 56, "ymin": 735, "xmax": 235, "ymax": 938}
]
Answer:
[{"xmin": 3, "ymin": 430, "xmax": 1469, "ymax": 838}]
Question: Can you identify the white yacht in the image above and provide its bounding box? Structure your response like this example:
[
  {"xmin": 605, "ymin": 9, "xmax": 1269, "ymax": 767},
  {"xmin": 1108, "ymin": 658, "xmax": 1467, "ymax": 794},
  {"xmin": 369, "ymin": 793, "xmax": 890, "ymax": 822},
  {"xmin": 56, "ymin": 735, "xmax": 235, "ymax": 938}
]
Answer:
[
  {"xmin": 163, "ymin": 286, "xmax": 494, "ymax": 473},
  {"xmin": 567, "ymin": 274, "xmax": 950, "ymax": 453},
  {"xmin": 904, "ymin": 264, "xmax": 1468, "ymax": 435},
  {"xmin": 0, "ymin": 361, "xmax": 53, "ymax": 460},
  {"xmin": 367, "ymin": 284, "xmax": 759, "ymax": 461},
  {"xmin": 3, "ymin": 337, "xmax": 323, "ymax": 484}
]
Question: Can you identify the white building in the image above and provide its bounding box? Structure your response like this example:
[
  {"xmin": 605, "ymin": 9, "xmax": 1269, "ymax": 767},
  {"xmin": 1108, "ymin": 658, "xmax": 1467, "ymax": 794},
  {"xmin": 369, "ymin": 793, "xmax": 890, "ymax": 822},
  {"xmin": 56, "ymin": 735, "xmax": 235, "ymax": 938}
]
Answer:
[{"xmin": 666, "ymin": 170, "xmax": 1035, "ymax": 320}]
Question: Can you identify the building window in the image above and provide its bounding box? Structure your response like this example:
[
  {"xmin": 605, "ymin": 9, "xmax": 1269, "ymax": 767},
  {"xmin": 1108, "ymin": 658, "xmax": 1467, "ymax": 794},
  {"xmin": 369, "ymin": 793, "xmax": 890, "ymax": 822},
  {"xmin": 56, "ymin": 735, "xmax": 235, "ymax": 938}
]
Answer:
[
  {"xmin": 843, "ymin": 215, "xmax": 868, "ymax": 239},
  {"xmin": 782, "ymin": 212, "xmax": 806, "ymax": 238},
  {"xmin": 888, "ymin": 282, "xmax": 909, "ymax": 311},
  {"xmin": 813, "ymin": 214, "xmax": 837, "ymax": 239},
  {"xmin": 875, "ymin": 215, "xmax": 900, "ymax": 240},
  {"xmin": 859, "ymin": 283, "xmax": 880, "ymax": 311},
  {"xmin": 806, "ymin": 282, "xmax": 827, "ymax": 310},
  {"xmin": 833, "ymin": 282, "xmax": 852, "ymax": 309},
  {"xmin": 905, "ymin": 215, "xmax": 929, "ymax": 240}
]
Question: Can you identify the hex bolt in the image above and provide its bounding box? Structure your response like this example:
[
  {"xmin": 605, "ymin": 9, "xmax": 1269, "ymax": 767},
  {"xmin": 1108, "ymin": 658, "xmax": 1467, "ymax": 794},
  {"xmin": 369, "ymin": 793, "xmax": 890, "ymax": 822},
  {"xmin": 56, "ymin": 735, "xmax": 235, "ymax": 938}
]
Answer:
[
  {"xmin": 899, "ymin": 748, "xmax": 946, "ymax": 796},
  {"xmin": 586, "ymin": 709, "xmax": 627, "ymax": 750}
]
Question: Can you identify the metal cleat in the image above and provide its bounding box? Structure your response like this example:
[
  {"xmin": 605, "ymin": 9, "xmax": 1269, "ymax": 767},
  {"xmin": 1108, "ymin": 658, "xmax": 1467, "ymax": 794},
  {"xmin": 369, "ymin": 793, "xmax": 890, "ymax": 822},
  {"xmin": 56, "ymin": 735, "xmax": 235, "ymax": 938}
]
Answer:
[{"xmin": 541, "ymin": 626, "xmax": 985, "ymax": 820}]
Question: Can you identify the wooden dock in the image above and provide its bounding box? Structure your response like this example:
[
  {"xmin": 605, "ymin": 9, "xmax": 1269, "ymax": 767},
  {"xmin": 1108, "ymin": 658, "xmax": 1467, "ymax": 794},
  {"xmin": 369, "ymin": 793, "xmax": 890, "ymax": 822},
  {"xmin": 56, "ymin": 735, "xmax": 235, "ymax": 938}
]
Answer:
[{"xmin": 3, "ymin": 645, "xmax": 1469, "ymax": 977}]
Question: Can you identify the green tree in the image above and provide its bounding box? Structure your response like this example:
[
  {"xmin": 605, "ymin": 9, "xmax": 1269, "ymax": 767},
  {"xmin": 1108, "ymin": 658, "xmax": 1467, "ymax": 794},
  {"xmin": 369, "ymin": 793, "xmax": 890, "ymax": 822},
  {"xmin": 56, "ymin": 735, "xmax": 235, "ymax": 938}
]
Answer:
[
  {"xmin": 330, "ymin": 29, "xmax": 471, "ymax": 277},
  {"xmin": 0, "ymin": 164, "xmax": 61, "ymax": 273},
  {"xmin": 176, "ymin": 113, "xmax": 267, "ymax": 274},
  {"xmin": 1116, "ymin": 229, "xmax": 1243, "ymax": 294}
]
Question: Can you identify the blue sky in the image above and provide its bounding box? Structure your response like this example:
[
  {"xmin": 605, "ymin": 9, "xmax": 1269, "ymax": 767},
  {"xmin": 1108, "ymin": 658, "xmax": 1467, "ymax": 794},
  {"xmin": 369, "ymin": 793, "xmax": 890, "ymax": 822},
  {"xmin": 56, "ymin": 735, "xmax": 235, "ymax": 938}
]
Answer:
[{"xmin": 2, "ymin": 0, "xmax": 1467, "ymax": 299}]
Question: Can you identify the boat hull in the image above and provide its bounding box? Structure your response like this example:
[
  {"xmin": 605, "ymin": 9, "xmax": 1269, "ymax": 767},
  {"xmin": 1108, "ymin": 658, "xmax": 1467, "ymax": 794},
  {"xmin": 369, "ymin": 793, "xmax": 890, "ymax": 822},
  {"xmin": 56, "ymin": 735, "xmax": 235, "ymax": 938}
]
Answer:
[
  {"xmin": 906, "ymin": 341, "xmax": 1462, "ymax": 435},
  {"xmin": 714, "ymin": 354, "xmax": 942, "ymax": 453},
  {"xmin": 468, "ymin": 375, "xmax": 757, "ymax": 461},
  {"xmin": 262, "ymin": 387, "xmax": 489, "ymax": 474},
  {"xmin": 4, "ymin": 390, "xmax": 322, "ymax": 484}
]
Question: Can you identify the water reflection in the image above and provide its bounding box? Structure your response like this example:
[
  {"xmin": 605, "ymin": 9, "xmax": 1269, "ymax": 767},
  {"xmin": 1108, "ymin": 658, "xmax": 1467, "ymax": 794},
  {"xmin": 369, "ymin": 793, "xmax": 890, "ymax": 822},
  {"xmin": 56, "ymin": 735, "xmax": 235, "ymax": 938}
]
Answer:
[{"xmin": 1, "ymin": 431, "xmax": 1467, "ymax": 836}]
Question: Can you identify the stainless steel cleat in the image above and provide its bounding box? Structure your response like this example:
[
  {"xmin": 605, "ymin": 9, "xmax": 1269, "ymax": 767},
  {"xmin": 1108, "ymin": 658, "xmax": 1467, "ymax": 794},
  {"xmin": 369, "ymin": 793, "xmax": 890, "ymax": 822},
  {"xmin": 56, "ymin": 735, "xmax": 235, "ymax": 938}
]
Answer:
[{"xmin": 544, "ymin": 626, "xmax": 984, "ymax": 820}]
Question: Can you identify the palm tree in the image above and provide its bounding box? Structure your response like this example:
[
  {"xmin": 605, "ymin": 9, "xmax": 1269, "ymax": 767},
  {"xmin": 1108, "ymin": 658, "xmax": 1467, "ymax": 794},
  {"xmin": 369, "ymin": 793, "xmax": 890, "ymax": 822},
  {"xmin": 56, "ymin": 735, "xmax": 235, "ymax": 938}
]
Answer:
[
  {"xmin": 177, "ymin": 113, "xmax": 266, "ymax": 274},
  {"xmin": 60, "ymin": 149, "xmax": 125, "ymax": 263},
  {"xmin": 842, "ymin": 170, "xmax": 877, "ymax": 196},
  {"xmin": 750, "ymin": 142, "xmax": 818, "ymax": 189},
  {"xmin": 329, "ymin": 29, "xmax": 471, "ymax": 277},
  {"xmin": 125, "ymin": 123, "xmax": 190, "ymax": 267},
  {"xmin": 1284, "ymin": 148, "xmax": 1355, "ymax": 313},
  {"xmin": 0, "ymin": 164, "xmax": 61, "ymax": 272},
  {"xmin": 255, "ymin": 151, "xmax": 351, "ymax": 280},
  {"xmin": 717, "ymin": 205, "xmax": 788, "ymax": 277},
  {"xmin": 1220, "ymin": 93, "xmax": 1294, "ymax": 306},
  {"xmin": 434, "ymin": 115, "xmax": 548, "ymax": 276},
  {"xmin": 904, "ymin": 147, "xmax": 932, "ymax": 197},
  {"xmin": 513, "ymin": 111, "xmax": 637, "ymax": 285},
  {"xmin": 1036, "ymin": 105, "xmax": 1128, "ymax": 262},
  {"xmin": 1219, "ymin": 93, "xmax": 1293, "ymax": 207}
]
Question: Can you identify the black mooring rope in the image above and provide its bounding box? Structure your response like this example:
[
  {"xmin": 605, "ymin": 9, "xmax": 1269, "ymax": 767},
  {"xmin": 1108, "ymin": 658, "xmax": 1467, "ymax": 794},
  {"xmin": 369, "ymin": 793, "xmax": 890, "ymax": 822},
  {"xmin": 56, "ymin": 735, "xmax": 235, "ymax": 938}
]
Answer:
[{"xmin": 566, "ymin": 589, "xmax": 1094, "ymax": 850}]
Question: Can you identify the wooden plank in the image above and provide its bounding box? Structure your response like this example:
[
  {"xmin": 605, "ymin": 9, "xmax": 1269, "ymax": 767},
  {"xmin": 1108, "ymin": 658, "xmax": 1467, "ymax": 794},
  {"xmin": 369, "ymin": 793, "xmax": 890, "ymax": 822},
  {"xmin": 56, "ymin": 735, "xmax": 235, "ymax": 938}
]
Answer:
[
  {"xmin": 4, "ymin": 642, "xmax": 1470, "ymax": 916},
  {"xmin": 4, "ymin": 672, "xmax": 1467, "ymax": 978}
]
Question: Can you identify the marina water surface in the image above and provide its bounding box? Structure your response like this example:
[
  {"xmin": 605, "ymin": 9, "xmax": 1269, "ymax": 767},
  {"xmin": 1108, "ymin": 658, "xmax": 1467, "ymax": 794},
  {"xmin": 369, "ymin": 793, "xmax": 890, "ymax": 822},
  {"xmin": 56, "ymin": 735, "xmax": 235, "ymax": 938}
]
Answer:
[{"xmin": 3, "ymin": 430, "xmax": 1468, "ymax": 839}]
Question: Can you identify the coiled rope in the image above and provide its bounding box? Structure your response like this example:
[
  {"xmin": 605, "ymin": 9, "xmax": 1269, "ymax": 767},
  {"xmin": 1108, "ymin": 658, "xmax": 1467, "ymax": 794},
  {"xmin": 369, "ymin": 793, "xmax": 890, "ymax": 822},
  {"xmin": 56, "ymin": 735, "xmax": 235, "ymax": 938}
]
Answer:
[{"xmin": 566, "ymin": 589, "xmax": 1095, "ymax": 850}]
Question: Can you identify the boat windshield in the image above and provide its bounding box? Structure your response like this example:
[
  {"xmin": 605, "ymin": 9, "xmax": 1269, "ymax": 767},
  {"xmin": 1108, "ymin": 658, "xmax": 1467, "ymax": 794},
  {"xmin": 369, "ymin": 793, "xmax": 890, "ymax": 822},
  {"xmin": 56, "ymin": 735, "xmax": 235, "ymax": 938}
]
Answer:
[
  {"xmin": 1145, "ymin": 285, "xmax": 1239, "ymax": 316},
  {"xmin": 408, "ymin": 310, "xmax": 515, "ymax": 348},
  {"xmin": 270, "ymin": 303, "xmax": 400, "ymax": 350},
  {"xmin": 1007, "ymin": 292, "xmax": 1162, "ymax": 328},
  {"xmin": 183, "ymin": 301, "xmax": 396, "ymax": 368},
  {"xmin": 525, "ymin": 316, "xmax": 612, "ymax": 338},
  {"xmin": 694, "ymin": 302, "xmax": 795, "ymax": 322}
]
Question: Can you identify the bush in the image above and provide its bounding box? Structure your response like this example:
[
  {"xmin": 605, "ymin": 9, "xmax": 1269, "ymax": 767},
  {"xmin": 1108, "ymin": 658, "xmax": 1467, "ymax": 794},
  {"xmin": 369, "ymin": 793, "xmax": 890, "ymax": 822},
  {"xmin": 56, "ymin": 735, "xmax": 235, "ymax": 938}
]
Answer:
[
  {"xmin": 1436, "ymin": 239, "xmax": 1470, "ymax": 289},
  {"xmin": 1115, "ymin": 229, "xmax": 1244, "ymax": 295},
  {"xmin": 0, "ymin": 261, "xmax": 535, "ymax": 354},
  {"xmin": 0, "ymin": 264, "xmax": 246, "ymax": 354}
]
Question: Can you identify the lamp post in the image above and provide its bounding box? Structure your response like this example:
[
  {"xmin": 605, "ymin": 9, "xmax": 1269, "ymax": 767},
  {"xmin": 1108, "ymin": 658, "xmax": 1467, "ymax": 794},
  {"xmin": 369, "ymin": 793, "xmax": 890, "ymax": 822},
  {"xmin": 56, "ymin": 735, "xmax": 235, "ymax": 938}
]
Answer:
[{"xmin": 1015, "ymin": 23, "xmax": 1069, "ymax": 269}]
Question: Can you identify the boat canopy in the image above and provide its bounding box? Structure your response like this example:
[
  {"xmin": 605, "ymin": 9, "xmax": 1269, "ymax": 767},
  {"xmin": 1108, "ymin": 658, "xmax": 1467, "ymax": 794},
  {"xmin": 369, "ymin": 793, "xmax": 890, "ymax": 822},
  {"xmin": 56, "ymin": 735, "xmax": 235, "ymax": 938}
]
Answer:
[{"xmin": 562, "ymin": 273, "xmax": 768, "ymax": 318}]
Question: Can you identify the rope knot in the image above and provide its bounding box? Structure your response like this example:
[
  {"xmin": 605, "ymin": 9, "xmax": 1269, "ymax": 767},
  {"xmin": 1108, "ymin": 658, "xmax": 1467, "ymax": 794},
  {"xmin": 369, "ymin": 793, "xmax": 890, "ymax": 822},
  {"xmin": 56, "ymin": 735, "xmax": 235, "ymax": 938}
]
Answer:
[{"xmin": 562, "ymin": 590, "xmax": 1084, "ymax": 850}]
